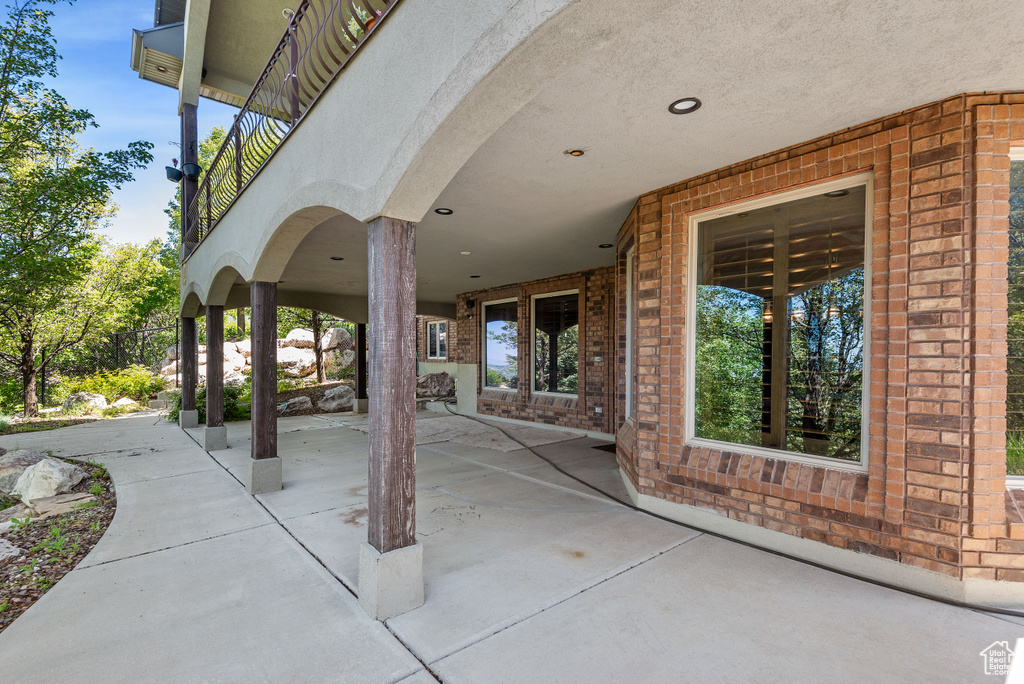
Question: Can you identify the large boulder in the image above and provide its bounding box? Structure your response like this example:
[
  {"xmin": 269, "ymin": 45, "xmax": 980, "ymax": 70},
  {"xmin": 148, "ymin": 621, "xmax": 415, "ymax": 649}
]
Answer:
[
  {"xmin": 278, "ymin": 395, "xmax": 313, "ymax": 416},
  {"xmin": 0, "ymin": 450, "xmax": 48, "ymax": 496},
  {"xmin": 12, "ymin": 458, "xmax": 86, "ymax": 503},
  {"xmin": 165, "ymin": 344, "xmax": 179, "ymax": 361},
  {"xmin": 282, "ymin": 329, "xmax": 315, "ymax": 348},
  {"xmin": 224, "ymin": 344, "xmax": 246, "ymax": 371},
  {"xmin": 278, "ymin": 346, "xmax": 317, "ymax": 377},
  {"xmin": 318, "ymin": 385, "xmax": 355, "ymax": 413},
  {"xmin": 235, "ymin": 339, "xmax": 252, "ymax": 358},
  {"xmin": 325, "ymin": 349, "xmax": 356, "ymax": 372},
  {"xmin": 320, "ymin": 327, "xmax": 353, "ymax": 352},
  {"xmin": 63, "ymin": 392, "xmax": 108, "ymax": 414},
  {"xmin": 416, "ymin": 372, "xmax": 455, "ymax": 398},
  {"xmin": 112, "ymin": 397, "xmax": 140, "ymax": 410},
  {"xmin": 224, "ymin": 370, "xmax": 246, "ymax": 386}
]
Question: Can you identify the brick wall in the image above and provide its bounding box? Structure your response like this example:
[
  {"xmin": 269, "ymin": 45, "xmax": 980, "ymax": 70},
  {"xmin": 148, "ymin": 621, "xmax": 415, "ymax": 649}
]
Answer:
[
  {"xmin": 617, "ymin": 92, "xmax": 1024, "ymax": 581},
  {"xmin": 454, "ymin": 267, "xmax": 616, "ymax": 433},
  {"xmin": 415, "ymin": 315, "xmax": 457, "ymax": 363}
]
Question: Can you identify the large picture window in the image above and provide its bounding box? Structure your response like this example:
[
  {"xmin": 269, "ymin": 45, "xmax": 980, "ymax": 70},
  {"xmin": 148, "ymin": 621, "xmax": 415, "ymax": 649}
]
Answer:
[
  {"xmin": 483, "ymin": 300, "xmax": 518, "ymax": 389},
  {"xmin": 533, "ymin": 291, "xmax": 579, "ymax": 394},
  {"xmin": 687, "ymin": 177, "xmax": 870, "ymax": 465},
  {"xmin": 427, "ymin": 320, "xmax": 447, "ymax": 360},
  {"xmin": 1007, "ymin": 149, "xmax": 1024, "ymax": 477}
]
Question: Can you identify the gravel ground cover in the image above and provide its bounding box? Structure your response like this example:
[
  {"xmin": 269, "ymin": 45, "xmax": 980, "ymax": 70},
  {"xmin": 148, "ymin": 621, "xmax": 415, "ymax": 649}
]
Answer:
[{"xmin": 0, "ymin": 461, "xmax": 115, "ymax": 634}]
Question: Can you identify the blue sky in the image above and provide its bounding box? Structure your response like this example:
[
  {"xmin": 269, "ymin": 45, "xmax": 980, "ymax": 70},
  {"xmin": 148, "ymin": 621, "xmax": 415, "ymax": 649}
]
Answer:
[{"xmin": 48, "ymin": 0, "xmax": 237, "ymax": 245}]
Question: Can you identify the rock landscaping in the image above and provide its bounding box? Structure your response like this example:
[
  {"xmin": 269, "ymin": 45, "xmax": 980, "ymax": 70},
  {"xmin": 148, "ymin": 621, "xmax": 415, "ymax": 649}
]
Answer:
[{"xmin": 0, "ymin": 454, "xmax": 115, "ymax": 635}]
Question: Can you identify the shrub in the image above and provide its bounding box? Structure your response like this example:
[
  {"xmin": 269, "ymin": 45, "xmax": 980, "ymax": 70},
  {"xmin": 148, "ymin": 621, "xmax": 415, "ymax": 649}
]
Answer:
[
  {"xmin": 1008, "ymin": 433, "xmax": 1024, "ymax": 477},
  {"xmin": 62, "ymin": 365, "xmax": 167, "ymax": 404},
  {"xmin": 0, "ymin": 377, "xmax": 21, "ymax": 414},
  {"xmin": 165, "ymin": 382, "xmax": 251, "ymax": 424}
]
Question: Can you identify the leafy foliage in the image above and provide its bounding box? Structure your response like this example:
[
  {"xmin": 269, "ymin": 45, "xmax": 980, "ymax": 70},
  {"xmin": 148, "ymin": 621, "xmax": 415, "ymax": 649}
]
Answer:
[{"xmin": 62, "ymin": 365, "xmax": 167, "ymax": 404}]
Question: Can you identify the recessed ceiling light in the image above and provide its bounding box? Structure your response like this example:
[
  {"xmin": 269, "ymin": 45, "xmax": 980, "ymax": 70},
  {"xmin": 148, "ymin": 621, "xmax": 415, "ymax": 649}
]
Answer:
[
  {"xmin": 434, "ymin": 207, "xmax": 453, "ymax": 215},
  {"xmin": 566, "ymin": 149, "xmax": 585, "ymax": 157},
  {"xmin": 156, "ymin": 65, "xmax": 168, "ymax": 73},
  {"xmin": 277, "ymin": 280, "xmax": 285, "ymax": 284},
  {"xmin": 598, "ymin": 243, "xmax": 613, "ymax": 249},
  {"xmin": 470, "ymin": 275, "xmax": 481, "ymax": 278},
  {"xmin": 737, "ymin": 212, "xmax": 749, "ymax": 218},
  {"xmin": 330, "ymin": 256, "xmax": 344, "ymax": 261},
  {"xmin": 282, "ymin": 7, "xmax": 294, "ymax": 18},
  {"xmin": 824, "ymin": 189, "xmax": 849, "ymax": 198},
  {"xmin": 460, "ymin": 251, "xmax": 471, "ymax": 255},
  {"xmin": 668, "ymin": 97, "xmax": 702, "ymax": 115}
]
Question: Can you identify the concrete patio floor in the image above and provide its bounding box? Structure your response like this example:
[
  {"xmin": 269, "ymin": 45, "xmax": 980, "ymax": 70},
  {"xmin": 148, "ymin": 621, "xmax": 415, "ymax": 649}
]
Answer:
[{"xmin": 0, "ymin": 411, "xmax": 1022, "ymax": 682}]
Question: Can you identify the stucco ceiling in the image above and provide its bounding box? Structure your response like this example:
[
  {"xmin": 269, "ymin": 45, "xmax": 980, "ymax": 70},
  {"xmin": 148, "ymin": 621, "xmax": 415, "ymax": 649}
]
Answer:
[{"xmin": 278, "ymin": 0, "xmax": 1024, "ymax": 309}]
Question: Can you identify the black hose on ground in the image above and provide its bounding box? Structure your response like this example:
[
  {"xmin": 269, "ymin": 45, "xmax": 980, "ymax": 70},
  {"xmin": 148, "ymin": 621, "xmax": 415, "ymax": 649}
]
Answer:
[{"xmin": 441, "ymin": 397, "xmax": 1024, "ymax": 620}]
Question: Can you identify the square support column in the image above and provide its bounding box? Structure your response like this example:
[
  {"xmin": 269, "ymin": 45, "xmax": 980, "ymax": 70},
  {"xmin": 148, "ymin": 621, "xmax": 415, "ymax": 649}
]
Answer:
[
  {"xmin": 204, "ymin": 305, "xmax": 227, "ymax": 451},
  {"xmin": 355, "ymin": 323, "xmax": 368, "ymax": 413},
  {"xmin": 179, "ymin": 316, "xmax": 199, "ymax": 429},
  {"xmin": 359, "ymin": 217, "xmax": 422, "ymax": 620},
  {"xmin": 248, "ymin": 281, "xmax": 281, "ymax": 494},
  {"xmin": 180, "ymin": 102, "xmax": 199, "ymax": 260}
]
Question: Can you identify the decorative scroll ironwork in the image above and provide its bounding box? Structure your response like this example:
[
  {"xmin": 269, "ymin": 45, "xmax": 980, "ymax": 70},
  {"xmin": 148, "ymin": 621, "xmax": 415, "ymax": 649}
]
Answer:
[{"xmin": 183, "ymin": 0, "xmax": 395, "ymax": 256}]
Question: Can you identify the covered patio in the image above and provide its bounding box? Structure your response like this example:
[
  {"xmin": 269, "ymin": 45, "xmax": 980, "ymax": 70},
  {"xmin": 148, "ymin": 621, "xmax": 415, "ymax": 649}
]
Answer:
[{"xmin": 0, "ymin": 412, "xmax": 1018, "ymax": 682}]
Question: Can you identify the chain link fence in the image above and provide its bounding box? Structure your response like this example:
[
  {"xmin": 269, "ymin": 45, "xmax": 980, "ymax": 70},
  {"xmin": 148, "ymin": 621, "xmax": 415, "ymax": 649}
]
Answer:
[{"xmin": 38, "ymin": 323, "xmax": 180, "ymax": 407}]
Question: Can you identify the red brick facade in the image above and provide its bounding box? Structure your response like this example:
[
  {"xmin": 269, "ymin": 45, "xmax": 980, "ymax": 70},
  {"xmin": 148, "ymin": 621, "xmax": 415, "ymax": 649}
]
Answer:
[
  {"xmin": 618, "ymin": 92, "xmax": 1024, "ymax": 581},
  {"xmin": 452, "ymin": 268, "xmax": 616, "ymax": 434}
]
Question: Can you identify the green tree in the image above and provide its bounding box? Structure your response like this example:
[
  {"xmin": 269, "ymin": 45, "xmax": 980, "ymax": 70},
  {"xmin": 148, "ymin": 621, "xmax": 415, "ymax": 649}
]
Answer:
[
  {"xmin": 0, "ymin": 239, "xmax": 162, "ymax": 415},
  {"xmin": 0, "ymin": 0, "xmax": 153, "ymax": 415}
]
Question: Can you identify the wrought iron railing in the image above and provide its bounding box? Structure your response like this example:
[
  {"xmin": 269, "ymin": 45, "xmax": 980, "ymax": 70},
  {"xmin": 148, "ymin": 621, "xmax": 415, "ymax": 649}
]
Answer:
[{"xmin": 183, "ymin": 0, "xmax": 397, "ymax": 256}]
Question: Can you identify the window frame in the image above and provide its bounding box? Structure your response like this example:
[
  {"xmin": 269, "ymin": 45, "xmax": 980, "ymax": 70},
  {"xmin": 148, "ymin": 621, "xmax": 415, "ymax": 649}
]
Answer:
[
  {"xmin": 1007, "ymin": 147, "xmax": 1024, "ymax": 489},
  {"xmin": 426, "ymin": 320, "xmax": 447, "ymax": 360},
  {"xmin": 481, "ymin": 297, "xmax": 519, "ymax": 391},
  {"xmin": 625, "ymin": 247, "xmax": 635, "ymax": 421},
  {"xmin": 530, "ymin": 289, "xmax": 581, "ymax": 397},
  {"xmin": 683, "ymin": 172, "xmax": 873, "ymax": 473}
]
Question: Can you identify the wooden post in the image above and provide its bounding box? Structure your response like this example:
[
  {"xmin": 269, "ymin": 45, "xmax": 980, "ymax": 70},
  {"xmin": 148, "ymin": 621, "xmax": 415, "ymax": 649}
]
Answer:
[
  {"xmin": 206, "ymin": 306, "xmax": 224, "ymax": 428},
  {"xmin": 250, "ymin": 282, "xmax": 277, "ymax": 461},
  {"xmin": 356, "ymin": 323, "xmax": 367, "ymax": 401},
  {"xmin": 367, "ymin": 217, "xmax": 416, "ymax": 554},
  {"xmin": 180, "ymin": 103, "xmax": 198, "ymax": 259},
  {"xmin": 181, "ymin": 317, "xmax": 197, "ymax": 411}
]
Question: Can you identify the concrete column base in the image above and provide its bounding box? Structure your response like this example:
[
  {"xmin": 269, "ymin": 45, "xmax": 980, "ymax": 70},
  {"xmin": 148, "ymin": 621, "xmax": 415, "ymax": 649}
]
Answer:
[
  {"xmin": 203, "ymin": 426, "xmax": 228, "ymax": 451},
  {"xmin": 358, "ymin": 542, "xmax": 424, "ymax": 621},
  {"xmin": 354, "ymin": 398, "xmax": 369, "ymax": 414},
  {"xmin": 179, "ymin": 410, "xmax": 199, "ymax": 429},
  {"xmin": 246, "ymin": 457, "xmax": 282, "ymax": 495}
]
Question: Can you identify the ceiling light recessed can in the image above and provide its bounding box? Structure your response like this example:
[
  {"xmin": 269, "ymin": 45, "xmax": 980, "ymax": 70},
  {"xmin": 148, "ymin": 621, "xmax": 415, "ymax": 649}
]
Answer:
[
  {"xmin": 460, "ymin": 251, "xmax": 471, "ymax": 255},
  {"xmin": 434, "ymin": 207, "xmax": 453, "ymax": 215},
  {"xmin": 668, "ymin": 97, "xmax": 702, "ymax": 115},
  {"xmin": 156, "ymin": 65, "xmax": 168, "ymax": 73},
  {"xmin": 598, "ymin": 243, "xmax": 614, "ymax": 249},
  {"xmin": 330, "ymin": 256, "xmax": 344, "ymax": 261},
  {"xmin": 470, "ymin": 275, "xmax": 481, "ymax": 278},
  {"xmin": 566, "ymin": 149, "xmax": 585, "ymax": 157},
  {"xmin": 824, "ymin": 189, "xmax": 849, "ymax": 198}
]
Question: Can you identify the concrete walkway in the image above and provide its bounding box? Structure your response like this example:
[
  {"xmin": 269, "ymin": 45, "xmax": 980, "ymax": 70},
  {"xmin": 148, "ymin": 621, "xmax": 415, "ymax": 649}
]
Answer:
[{"xmin": 0, "ymin": 411, "xmax": 1021, "ymax": 683}]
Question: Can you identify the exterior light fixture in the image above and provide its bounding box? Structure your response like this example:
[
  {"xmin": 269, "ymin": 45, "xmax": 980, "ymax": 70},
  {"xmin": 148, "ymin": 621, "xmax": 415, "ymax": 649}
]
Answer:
[
  {"xmin": 824, "ymin": 189, "xmax": 849, "ymax": 198},
  {"xmin": 460, "ymin": 251, "xmax": 471, "ymax": 255},
  {"xmin": 330, "ymin": 256, "xmax": 344, "ymax": 261},
  {"xmin": 282, "ymin": 7, "xmax": 294, "ymax": 18},
  {"xmin": 470, "ymin": 275, "xmax": 481, "ymax": 278},
  {"xmin": 566, "ymin": 149, "xmax": 585, "ymax": 157},
  {"xmin": 156, "ymin": 65, "xmax": 168, "ymax": 73},
  {"xmin": 434, "ymin": 207, "xmax": 453, "ymax": 215},
  {"xmin": 668, "ymin": 97, "xmax": 702, "ymax": 115},
  {"xmin": 737, "ymin": 212, "xmax": 749, "ymax": 218},
  {"xmin": 598, "ymin": 243, "xmax": 613, "ymax": 249},
  {"xmin": 181, "ymin": 162, "xmax": 202, "ymax": 181}
]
